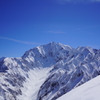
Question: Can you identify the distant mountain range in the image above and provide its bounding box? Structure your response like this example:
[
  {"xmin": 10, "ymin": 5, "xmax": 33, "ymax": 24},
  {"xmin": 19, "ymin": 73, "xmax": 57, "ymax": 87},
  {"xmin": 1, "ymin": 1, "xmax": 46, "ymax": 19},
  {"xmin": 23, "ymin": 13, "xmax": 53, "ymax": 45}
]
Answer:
[{"xmin": 0, "ymin": 42, "xmax": 100, "ymax": 100}]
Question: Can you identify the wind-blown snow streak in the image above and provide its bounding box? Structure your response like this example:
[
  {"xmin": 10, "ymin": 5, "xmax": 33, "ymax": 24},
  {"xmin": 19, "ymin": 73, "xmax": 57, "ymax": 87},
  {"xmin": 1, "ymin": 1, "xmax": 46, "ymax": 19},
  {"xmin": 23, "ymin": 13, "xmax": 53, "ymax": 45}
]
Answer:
[
  {"xmin": 57, "ymin": 0, "xmax": 100, "ymax": 4},
  {"xmin": 0, "ymin": 36, "xmax": 40, "ymax": 45},
  {"xmin": 59, "ymin": 0, "xmax": 100, "ymax": 2}
]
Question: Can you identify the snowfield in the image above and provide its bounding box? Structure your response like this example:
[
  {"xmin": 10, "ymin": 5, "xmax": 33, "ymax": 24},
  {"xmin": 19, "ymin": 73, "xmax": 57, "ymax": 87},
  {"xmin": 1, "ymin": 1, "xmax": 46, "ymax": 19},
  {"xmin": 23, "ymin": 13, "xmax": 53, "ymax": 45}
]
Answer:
[
  {"xmin": 18, "ymin": 67, "xmax": 52, "ymax": 100},
  {"xmin": 57, "ymin": 75, "xmax": 100, "ymax": 100}
]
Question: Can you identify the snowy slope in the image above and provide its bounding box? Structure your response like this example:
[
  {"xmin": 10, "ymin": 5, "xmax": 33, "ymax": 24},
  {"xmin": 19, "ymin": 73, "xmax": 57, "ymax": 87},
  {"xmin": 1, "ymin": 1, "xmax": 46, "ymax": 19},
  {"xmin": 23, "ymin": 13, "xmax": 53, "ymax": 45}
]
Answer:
[
  {"xmin": 18, "ymin": 67, "xmax": 52, "ymax": 100},
  {"xmin": 0, "ymin": 42, "xmax": 100, "ymax": 100},
  {"xmin": 37, "ymin": 45, "xmax": 100, "ymax": 100},
  {"xmin": 57, "ymin": 75, "xmax": 100, "ymax": 100}
]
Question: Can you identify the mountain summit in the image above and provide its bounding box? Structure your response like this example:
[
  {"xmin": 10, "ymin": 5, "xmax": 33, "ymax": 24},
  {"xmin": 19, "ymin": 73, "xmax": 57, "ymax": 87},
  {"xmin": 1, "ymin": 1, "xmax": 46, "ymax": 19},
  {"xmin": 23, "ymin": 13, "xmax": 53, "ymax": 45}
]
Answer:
[{"xmin": 0, "ymin": 42, "xmax": 100, "ymax": 100}]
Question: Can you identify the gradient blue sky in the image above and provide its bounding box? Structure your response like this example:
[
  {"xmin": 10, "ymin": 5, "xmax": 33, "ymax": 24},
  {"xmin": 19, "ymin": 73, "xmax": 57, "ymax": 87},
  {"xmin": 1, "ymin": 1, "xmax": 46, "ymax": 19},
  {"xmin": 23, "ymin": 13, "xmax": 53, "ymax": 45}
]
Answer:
[{"xmin": 0, "ymin": 0, "xmax": 100, "ymax": 57}]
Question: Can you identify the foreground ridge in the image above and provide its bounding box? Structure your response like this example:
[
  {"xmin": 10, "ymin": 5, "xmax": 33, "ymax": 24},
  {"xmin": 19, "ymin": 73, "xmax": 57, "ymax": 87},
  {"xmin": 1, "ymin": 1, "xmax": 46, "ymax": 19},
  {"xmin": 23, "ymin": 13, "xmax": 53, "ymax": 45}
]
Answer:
[
  {"xmin": 0, "ymin": 42, "xmax": 100, "ymax": 100},
  {"xmin": 57, "ymin": 75, "xmax": 100, "ymax": 100}
]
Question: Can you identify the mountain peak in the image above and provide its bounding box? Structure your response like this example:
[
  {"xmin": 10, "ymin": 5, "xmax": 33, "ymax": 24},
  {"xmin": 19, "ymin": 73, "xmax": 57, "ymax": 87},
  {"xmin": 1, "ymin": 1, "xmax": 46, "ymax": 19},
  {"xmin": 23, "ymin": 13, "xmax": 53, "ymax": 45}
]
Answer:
[
  {"xmin": 49, "ymin": 41, "xmax": 57, "ymax": 45},
  {"xmin": 22, "ymin": 42, "xmax": 74, "ymax": 61}
]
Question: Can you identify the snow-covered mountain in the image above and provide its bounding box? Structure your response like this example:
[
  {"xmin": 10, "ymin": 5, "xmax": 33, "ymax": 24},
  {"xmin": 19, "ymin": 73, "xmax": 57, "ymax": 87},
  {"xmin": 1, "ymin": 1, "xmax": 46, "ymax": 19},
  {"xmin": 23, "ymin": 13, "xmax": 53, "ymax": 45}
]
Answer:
[
  {"xmin": 0, "ymin": 42, "xmax": 100, "ymax": 100},
  {"xmin": 57, "ymin": 75, "xmax": 100, "ymax": 100}
]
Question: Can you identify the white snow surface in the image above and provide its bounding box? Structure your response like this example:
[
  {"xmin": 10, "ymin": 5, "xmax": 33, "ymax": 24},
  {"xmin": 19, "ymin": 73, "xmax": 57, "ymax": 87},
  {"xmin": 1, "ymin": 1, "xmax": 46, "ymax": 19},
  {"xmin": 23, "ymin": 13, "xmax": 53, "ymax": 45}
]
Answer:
[
  {"xmin": 18, "ymin": 67, "xmax": 52, "ymax": 100},
  {"xmin": 57, "ymin": 75, "xmax": 100, "ymax": 100}
]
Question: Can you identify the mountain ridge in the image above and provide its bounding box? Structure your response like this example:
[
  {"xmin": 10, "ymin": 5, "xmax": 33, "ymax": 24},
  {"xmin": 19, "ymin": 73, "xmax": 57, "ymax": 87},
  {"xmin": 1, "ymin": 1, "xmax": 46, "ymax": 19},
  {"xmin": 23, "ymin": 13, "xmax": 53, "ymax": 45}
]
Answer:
[
  {"xmin": 0, "ymin": 42, "xmax": 100, "ymax": 100},
  {"xmin": 57, "ymin": 75, "xmax": 100, "ymax": 100}
]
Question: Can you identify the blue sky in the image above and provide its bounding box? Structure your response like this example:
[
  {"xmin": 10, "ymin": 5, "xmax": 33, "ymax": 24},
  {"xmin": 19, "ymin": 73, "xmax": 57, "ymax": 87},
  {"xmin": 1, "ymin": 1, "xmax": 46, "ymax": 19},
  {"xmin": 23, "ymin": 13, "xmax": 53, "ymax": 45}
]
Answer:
[{"xmin": 0, "ymin": 0, "xmax": 100, "ymax": 57}]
